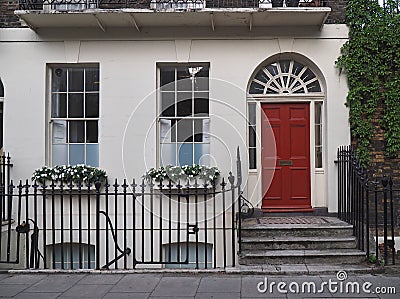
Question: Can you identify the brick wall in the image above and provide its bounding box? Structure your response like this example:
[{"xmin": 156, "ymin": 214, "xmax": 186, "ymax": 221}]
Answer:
[
  {"xmin": 0, "ymin": 0, "xmax": 22, "ymax": 28},
  {"xmin": 352, "ymin": 106, "xmax": 400, "ymax": 235},
  {"xmin": 326, "ymin": 0, "xmax": 347, "ymax": 24}
]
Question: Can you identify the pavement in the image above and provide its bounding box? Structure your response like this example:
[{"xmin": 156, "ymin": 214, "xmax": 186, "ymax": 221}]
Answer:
[{"xmin": 0, "ymin": 271, "xmax": 399, "ymax": 298}]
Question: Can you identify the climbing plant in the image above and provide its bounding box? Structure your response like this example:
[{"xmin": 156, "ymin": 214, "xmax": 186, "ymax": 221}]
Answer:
[{"xmin": 336, "ymin": 0, "xmax": 400, "ymax": 165}]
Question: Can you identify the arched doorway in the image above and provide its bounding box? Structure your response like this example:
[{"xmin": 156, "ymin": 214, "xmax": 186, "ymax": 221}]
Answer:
[{"xmin": 247, "ymin": 58, "xmax": 325, "ymax": 212}]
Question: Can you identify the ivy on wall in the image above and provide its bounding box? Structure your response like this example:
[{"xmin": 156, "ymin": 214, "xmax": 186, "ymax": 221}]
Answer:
[{"xmin": 336, "ymin": 0, "xmax": 400, "ymax": 165}]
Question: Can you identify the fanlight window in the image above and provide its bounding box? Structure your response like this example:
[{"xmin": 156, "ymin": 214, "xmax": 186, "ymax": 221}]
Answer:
[{"xmin": 249, "ymin": 60, "xmax": 322, "ymax": 95}]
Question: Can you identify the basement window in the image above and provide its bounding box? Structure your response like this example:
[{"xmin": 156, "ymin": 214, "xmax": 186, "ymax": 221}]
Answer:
[
  {"xmin": 163, "ymin": 242, "xmax": 212, "ymax": 269},
  {"xmin": 46, "ymin": 243, "xmax": 95, "ymax": 269}
]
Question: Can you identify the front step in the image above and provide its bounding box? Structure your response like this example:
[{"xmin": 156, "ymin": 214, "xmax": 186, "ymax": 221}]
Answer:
[
  {"xmin": 239, "ymin": 216, "xmax": 367, "ymax": 266},
  {"xmin": 241, "ymin": 236, "xmax": 357, "ymax": 250},
  {"xmin": 241, "ymin": 225, "xmax": 355, "ymax": 238},
  {"xmin": 239, "ymin": 249, "xmax": 366, "ymax": 265}
]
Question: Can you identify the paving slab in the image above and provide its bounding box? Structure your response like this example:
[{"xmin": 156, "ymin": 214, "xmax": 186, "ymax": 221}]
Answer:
[
  {"xmin": 109, "ymin": 274, "xmax": 161, "ymax": 293},
  {"xmin": 103, "ymin": 293, "xmax": 149, "ymax": 299},
  {"xmin": 59, "ymin": 283, "xmax": 113, "ymax": 298},
  {"xmin": 151, "ymin": 277, "xmax": 201, "ymax": 297},
  {"xmin": 0, "ymin": 284, "xmax": 30, "ymax": 297},
  {"xmin": 23, "ymin": 274, "xmax": 85, "ymax": 293},
  {"xmin": 77, "ymin": 273, "xmax": 124, "ymax": 285},
  {"xmin": 0, "ymin": 274, "xmax": 47, "ymax": 285},
  {"xmin": 197, "ymin": 277, "xmax": 241, "ymax": 293}
]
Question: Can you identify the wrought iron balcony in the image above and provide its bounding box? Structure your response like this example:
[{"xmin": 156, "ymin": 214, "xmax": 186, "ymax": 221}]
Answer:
[
  {"xmin": 18, "ymin": 0, "xmax": 328, "ymax": 11},
  {"xmin": 16, "ymin": 0, "xmax": 331, "ymax": 30}
]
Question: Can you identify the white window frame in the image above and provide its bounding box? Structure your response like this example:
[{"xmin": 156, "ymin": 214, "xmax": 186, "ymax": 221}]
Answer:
[
  {"xmin": 157, "ymin": 64, "xmax": 210, "ymax": 167},
  {"xmin": 48, "ymin": 64, "xmax": 100, "ymax": 167}
]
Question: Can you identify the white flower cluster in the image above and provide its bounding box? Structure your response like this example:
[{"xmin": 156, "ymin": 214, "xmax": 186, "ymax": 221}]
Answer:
[
  {"xmin": 32, "ymin": 164, "xmax": 107, "ymax": 185},
  {"xmin": 144, "ymin": 164, "xmax": 220, "ymax": 183}
]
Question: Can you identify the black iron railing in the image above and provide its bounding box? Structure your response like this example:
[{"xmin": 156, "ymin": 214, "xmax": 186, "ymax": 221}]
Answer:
[
  {"xmin": 1, "ymin": 149, "xmax": 244, "ymax": 269},
  {"xmin": 337, "ymin": 145, "xmax": 398, "ymax": 265},
  {"xmin": 18, "ymin": 0, "xmax": 328, "ymax": 10}
]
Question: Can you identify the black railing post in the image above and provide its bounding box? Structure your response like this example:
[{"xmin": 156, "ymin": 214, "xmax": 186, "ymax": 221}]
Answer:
[
  {"xmin": 382, "ymin": 177, "xmax": 389, "ymax": 265},
  {"xmin": 389, "ymin": 177, "xmax": 395, "ymax": 265},
  {"xmin": 374, "ymin": 179, "xmax": 379, "ymax": 261},
  {"xmin": 235, "ymin": 147, "xmax": 242, "ymax": 255},
  {"xmin": 366, "ymin": 178, "xmax": 370, "ymax": 258},
  {"xmin": 95, "ymin": 181, "xmax": 101, "ymax": 270}
]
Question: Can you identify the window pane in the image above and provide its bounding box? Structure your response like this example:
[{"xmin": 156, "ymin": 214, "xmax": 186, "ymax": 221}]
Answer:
[
  {"xmin": 69, "ymin": 121, "xmax": 85, "ymax": 143},
  {"xmin": 85, "ymin": 94, "xmax": 99, "ymax": 118},
  {"xmin": 248, "ymin": 103, "xmax": 256, "ymax": 126},
  {"xmin": 177, "ymin": 119, "xmax": 193, "ymax": 142},
  {"xmin": 194, "ymin": 119, "xmax": 203, "ymax": 142},
  {"xmin": 194, "ymin": 92, "xmax": 209, "ymax": 116},
  {"xmin": 300, "ymin": 68, "xmax": 316, "ymax": 82},
  {"xmin": 193, "ymin": 66, "xmax": 209, "ymax": 91},
  {"xmin": 86, "ymin": 144, "xmax": 99, "ymax": 167},
  {"xmin": 85, "ymin": 68, "xmax": 99, "ymax": 92},
  {"xmin": 177, "ymin": 92, "xmax": 192, "ymax": 117},
  {"xmin": 161, "ymin": 92, "xmax": 175, "ymax": 117},
  {"xmin": 249, "ymin": 148, "xmax": 256, "ymax": 169},
  {"xmin": 292, "ymin": 62, "xmax": 304, "ymax": 76},
  {"xmin": 68, "ymin": 93, "xmax": 84, "ymax": 118},
  {"xmin": 315, "ymin": 102, "xmax": 322, "ymax": 124},
  {"xmin": 52, "ymin": 120, "xmax": 67, "ymax": 144},
  {"xmin": 249, "ymin": 126, "xmax": 256, "ymax": 147},
  {"xmin": 249, "ymin": 81, "xmax": 264, "ymax": 94},
  {"xmin": 68, "ymin": 68, "xmax": 84, "ymax": 92},
  {"xmin": 86, "ymin": 121, "xmax": 98, "ymax": 143},
  {"xmin": 160, "ymin": 119, "xmax": 172, "ymax": 143},
  {"xmin": 178, "ymin": 143, "xmax": 193, "ymax": 166},
  {"xmin": 307, "ymin": 81, "xmax": 321, "ymax": 92},
  {"xmin": 161, "ymin": 143, "xmax": 177, "ymax": 166},
  {"xmin": 255, "ymin": 70, "xmax": 269, "ymax": 83},
  {"xmin": 52, "ymin": 144, "xmax": 68, "ymax": 166},
  {"xmin": 160, "ymin": 67, "xmax": 175, "ymax": 92},
  {"xmin": 279, "ymin": 60, "xmax": 290, "ymax": 73},
  {"xmin": 52, "ymin": 67, "xmax": 67, "ymax": 92},
  {"xmin": 194, "ymin": 144, "xmax": 210, "ymax": 165},
  {"xmin": 70, "ymin": 144, "xmax": 85, "ymax": 165},
  {"xmin": 315, "ymin": 147, "xmax": 322, "ymax": 168},
  {"xmin": 177, "ymin": 69, "xmax": 192, "ymax": 91},
  {"xmin": 52, "ymin": 93, "xmax": 67, "ymax": 118},
  {"xmin": 266, "ymin": 63, "xmax": 279, "ymax": 76}
]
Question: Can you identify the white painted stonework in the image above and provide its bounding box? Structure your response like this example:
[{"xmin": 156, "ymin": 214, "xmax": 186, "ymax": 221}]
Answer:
[{"xmin": 0, "ymin": 24, "xmax": 349, "ymax": 214}]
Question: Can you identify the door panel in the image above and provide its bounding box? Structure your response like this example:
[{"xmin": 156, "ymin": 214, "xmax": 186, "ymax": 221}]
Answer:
[{"xmin": 262, "ymin": 103, "xmax": 312, "ymax": 212}]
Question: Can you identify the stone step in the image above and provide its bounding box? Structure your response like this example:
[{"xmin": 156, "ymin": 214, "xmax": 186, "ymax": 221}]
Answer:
[
  {"xmin": 241, "ymin": 236, "xmax": 357, "ymax": 250},
  {"xmin": 241, "ymin": 225, "xmax": 354, "ymax": 238},
  {"xmin": 239, "ymin": 249, "xmax": 366, "ymax": 265}
]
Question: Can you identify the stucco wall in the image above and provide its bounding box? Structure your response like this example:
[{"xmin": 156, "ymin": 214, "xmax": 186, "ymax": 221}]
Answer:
[{"xmin": 0, "ymin": 24, "xmax": 349, "ymax": 212}]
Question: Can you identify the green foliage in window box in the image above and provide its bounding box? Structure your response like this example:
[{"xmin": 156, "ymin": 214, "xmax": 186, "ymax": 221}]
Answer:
[
  {"xmin": 32, "ymin": 165, "xmax": 107, "ymax": 185},
  {"xmin": 144, "ymin": 165, "xmax": 221, "ymax": 184},
  {"xmin": 336, "ymin": 0, "xmax": 400, "ymax": 165}
]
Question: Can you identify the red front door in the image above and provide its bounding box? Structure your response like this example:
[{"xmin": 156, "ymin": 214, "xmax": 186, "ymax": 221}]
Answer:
[{"xmin": 261, "ymin": 103, "xmax": 312, "ymax": 212}]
